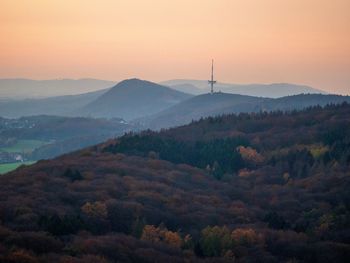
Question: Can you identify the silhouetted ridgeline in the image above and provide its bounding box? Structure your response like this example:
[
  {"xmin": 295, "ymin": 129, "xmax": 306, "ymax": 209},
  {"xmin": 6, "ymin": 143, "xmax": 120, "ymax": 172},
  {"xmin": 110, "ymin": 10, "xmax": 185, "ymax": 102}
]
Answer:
[
  {"xmin": 161, "ymin": 79, "xmax": 327, "ymax": 97},
  {"xmin": 0, "ymin": 104, "xmax": 349, "ymax": 262},
  {"xmin": 1, "ymin": 78, "xmax": 347, "ymax": 122}
]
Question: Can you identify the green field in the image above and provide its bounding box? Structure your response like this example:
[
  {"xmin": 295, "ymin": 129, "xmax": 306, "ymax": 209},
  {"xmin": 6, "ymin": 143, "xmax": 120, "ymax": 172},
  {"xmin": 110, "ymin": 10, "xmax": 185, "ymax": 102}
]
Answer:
[
  {"xmin": 0, "ymin": 140, "xmax": 48, "ymax": 153},
  {"xmin": 0, "ymin": 161, "xmax": 36, "ymax": 174}
]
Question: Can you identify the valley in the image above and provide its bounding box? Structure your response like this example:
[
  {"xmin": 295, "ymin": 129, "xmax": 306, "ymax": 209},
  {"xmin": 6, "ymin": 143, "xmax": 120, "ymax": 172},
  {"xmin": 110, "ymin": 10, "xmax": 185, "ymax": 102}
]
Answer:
[{"xmin": 0, "ymin": 115, "xmax": 136, "ymax": 173}]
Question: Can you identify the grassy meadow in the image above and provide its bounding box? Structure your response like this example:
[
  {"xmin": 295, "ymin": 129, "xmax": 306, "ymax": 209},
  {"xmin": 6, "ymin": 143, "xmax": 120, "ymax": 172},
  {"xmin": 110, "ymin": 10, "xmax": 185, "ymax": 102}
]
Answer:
[{"xmin": 0, "ymin": 161, "xmax": 36, "ymax": 174}]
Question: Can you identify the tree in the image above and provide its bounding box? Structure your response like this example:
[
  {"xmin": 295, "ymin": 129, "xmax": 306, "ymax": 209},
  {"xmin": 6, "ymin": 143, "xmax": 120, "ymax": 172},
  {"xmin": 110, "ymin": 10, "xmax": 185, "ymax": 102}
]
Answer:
[
  {"xmin": 200, "ymin": 226, "xmax": 232, "ymax": 257},
  {"xmin": 264, "ymin": 212, "xmax": 288, "ymax": 230},
  {"xmin": 63, "ymin": 168, "xmax": 83, "ymax": 181},
  {"xmin": 81, "ymin": 201, "xmax": 107, "ymax": 219},
  {"xmin": 212, "ymin": 161, "xmax": 224, "ymax": 180},
  {"xmin": 231, "ymin": 228, "xmax": 260, "ymax": 246},
  {"xmin": 141, "ymin": 224, "xmax": 183, "ymax": 248}
]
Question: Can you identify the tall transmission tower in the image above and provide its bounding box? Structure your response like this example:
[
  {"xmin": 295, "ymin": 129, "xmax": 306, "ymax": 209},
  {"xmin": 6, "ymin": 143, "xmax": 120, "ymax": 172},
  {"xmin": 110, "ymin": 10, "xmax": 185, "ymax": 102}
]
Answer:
[{"xmin": 208, "ymin": 59, "xmax": 216, "ymax": 94}]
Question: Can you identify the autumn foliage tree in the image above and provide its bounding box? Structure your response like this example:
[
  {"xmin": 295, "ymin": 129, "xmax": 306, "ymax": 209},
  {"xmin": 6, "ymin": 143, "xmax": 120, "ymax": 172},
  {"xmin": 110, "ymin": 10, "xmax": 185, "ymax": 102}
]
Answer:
[
  {"xmin": 81, "ymin": 201, "xmax": 108, "ymax": 219},
  {"xmin": 141, "ymin": 224, "xmax": 183, "ymax": 248}
]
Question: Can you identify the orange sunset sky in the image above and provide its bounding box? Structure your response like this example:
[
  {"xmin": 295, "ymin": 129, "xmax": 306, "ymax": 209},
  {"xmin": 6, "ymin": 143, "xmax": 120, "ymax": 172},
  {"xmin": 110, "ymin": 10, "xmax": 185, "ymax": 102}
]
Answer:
[{"xmin": 0, "ymin": 0, "xmax": 349, "ymax": 95}]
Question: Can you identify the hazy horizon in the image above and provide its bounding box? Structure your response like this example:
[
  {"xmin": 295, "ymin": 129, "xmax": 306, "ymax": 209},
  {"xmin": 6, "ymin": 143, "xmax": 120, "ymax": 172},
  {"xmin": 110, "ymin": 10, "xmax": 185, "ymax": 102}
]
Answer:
[
  {"xmin": 1, "ymin": 0, "xmax": 349, "ymax": 95},
  {"xmin": 0, "ymin": 78, "xmax": 333, "ymax": 99}
]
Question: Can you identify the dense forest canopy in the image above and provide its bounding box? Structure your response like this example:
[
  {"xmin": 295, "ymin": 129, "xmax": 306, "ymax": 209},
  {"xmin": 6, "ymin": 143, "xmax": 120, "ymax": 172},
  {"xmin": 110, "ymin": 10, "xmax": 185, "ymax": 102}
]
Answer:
[{"xmin": 0, "ymin": 103, "xmax": 349, "ymax": 262}]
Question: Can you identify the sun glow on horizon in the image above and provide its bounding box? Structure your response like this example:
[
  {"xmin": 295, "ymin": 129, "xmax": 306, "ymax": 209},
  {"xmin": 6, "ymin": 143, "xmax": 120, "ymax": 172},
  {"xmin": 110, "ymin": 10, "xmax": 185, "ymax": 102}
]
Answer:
[{"xmin": 0, "ymin": 0, "xmax": 349, "ymax": 95}]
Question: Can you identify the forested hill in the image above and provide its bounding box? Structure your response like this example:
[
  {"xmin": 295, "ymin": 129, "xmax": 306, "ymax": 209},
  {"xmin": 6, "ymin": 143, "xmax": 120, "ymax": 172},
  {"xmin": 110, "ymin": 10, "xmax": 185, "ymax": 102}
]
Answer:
[
  {"xmin": 106, "ymin": 103, "xmax": 350, "ymax": 177},
  {"xmin": 0, "ymin": 104, "xmax": 349, "ymax": 262}
]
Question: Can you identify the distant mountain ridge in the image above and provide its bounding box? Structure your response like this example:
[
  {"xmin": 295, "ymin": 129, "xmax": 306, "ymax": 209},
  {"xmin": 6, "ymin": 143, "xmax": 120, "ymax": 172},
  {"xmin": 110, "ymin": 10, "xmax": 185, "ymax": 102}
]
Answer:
[
  {"xmin": 0, "ymin": 78, "xmax": 345, "ymax": 126},
  {"xmin": 0, "ymin": 79, "xmax": 192, "ymax": 119},
  {"xmin": 0, "ymin": 78, "xmax": 327, "ymax": 99},
  {"xmin": 0, "ymin": 89, "xmax": 108, "ymax": 118},
  {"xmin": 161, "ymin": 79, "xmax": 327, "ymax": 98},
  {"xmin": 78, "ymin": 78, "xmax": 192, "ymax": 120},
  {"xmin": 0, "ymin": 78, "xmax": 115, "ymax": 99},
  {"xmin": 163, "ymin": 83, "xmax": 204, "ymax": 95}
]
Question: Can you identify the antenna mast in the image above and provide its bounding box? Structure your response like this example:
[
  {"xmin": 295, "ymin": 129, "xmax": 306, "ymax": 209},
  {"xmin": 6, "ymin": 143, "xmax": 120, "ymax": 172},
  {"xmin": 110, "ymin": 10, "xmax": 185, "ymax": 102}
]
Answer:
[{"xmin": 208, "ymin": 59, "xmax": 216, "ymax": 94}]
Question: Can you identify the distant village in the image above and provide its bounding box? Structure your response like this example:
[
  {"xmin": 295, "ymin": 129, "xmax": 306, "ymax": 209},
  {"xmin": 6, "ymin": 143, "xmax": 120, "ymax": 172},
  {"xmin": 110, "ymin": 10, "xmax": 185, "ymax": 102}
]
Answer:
[
  {"xmin": 0, "ymin": 152, "xmax": 25, "ymax": 164},
  {"xmin": 0, "ymin": 118, "xmax": 34, "ymax": 164}
]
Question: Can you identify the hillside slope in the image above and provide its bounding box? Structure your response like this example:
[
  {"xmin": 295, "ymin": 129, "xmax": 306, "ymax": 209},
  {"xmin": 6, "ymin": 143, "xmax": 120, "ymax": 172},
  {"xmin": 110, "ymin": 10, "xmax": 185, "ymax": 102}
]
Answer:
[
  {"xmin": 142, "ymin": 93, "xmax": 350, "ymax": 129},
  {"xmin": 0, "ymin": 104, "xmax": 349, "ymax": 262}
]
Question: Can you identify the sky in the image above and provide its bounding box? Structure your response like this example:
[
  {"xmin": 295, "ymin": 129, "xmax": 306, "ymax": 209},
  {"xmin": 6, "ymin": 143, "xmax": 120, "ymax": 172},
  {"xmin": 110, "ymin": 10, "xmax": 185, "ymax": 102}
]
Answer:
[{"xmin": 0, "ymin": 0, "xmax": 349, "ymax": 95}]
